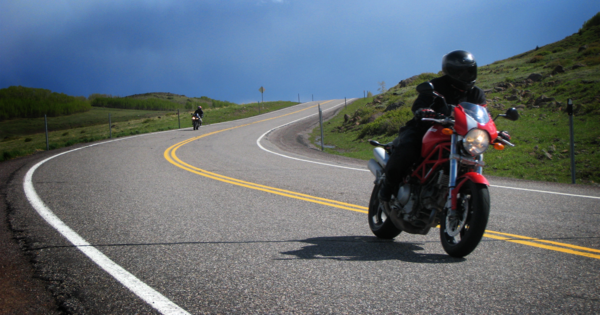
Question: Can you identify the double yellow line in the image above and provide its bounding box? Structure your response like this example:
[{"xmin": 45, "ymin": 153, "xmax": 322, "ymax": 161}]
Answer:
[
  {"xmin": 164, "ymin": 101, "xmax": 369, "ymax": 213},
  {"xmin": 163, "ymin": 101, "xmax": 600, "ymax": 260},
  {"xmin": 484, "ymin": 230, "xmax": 600, "ymax": 260}
]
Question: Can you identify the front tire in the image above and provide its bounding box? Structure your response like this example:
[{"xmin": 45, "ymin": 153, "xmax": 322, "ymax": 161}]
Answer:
[
  {"xmin": 368, "ymin": 182, "xmax": 402, "ymax": 239},
  {"xmin": 440, "ymin": 180, "xmax": 490, "ymax": 258}
]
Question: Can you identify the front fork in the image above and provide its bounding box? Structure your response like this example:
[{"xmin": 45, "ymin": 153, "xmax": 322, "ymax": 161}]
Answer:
[
  {"xmin": 445, "ymin": 134, "xmax": 484, "ymax": 212},
  {"xmin": 446, "ymin": 134, "xmax": 459, "ymax": 212}
]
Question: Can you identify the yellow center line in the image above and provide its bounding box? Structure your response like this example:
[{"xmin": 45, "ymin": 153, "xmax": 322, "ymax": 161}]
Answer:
[
  {"xmin": 163, "ymin": 100, "xmax": 600, "ymax": 260},
  {"xmin": 484, "ymin": 230, "xmax": 600, "ymax": 256},
  {"xmin": 483, "ymin": 232, "xmax": 600, "ymax": 260},
  {"xmin": 164, "ymin": 101, "xmax": 368, "ymax": 213}
]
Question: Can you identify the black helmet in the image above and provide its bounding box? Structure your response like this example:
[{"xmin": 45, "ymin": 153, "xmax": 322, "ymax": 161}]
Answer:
[{"xmin": 442, "ymin": 50, "xmax": 477, "ymax": 90}]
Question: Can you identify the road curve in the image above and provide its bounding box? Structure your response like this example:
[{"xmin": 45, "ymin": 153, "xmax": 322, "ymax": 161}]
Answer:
[{"xmin": 9, "ymin": 99, "xmax": 600, "ymax": 314}]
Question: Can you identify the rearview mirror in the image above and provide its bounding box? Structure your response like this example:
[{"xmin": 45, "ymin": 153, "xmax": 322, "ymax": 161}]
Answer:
[
  {"xmin": 416, "ymin": 82, "xmax": 434, "ymax": 94},
  {"xmin": 504, "ymin": 107, "xmax": 519, "ymax": 121},
  {"xmin": 493, "ymin": 107, "xmax": 519, "ymax": 121}
]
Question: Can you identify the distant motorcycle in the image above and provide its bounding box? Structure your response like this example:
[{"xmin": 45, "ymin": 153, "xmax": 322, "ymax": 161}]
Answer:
[
  {"xmin": 367, "ymin": 82, "xmax": 519, "ymax": 257},
  {"xmin": 192, "ymin": 113, "xmax": 202, "ymax": 130}
]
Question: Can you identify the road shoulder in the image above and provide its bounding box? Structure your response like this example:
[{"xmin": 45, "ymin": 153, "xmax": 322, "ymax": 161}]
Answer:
[{"xmin": 0, "ymin": 153, "xmax": 61, "ymax": 314}]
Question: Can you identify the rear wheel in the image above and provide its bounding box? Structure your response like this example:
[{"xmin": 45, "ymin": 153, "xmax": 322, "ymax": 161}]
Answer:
[
  {"xmin": 368, "ymin": 182, "xmax": 402, "ymax": 239},
  {"xmin": 440, "ymin": 180, "xmax": 490, "ymax": 258}
]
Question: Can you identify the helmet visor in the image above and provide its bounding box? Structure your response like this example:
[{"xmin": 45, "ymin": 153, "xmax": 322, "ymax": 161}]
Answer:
[{"xmin": 450, "ymin": 65, "xmax": 477, "ymax": 83}]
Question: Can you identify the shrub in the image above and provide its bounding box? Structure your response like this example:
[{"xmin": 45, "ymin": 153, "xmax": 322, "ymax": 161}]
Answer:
[
  {"xmin": 528, "ymin": 55, "xmax": 545, "ymax": 63},
  {"xmin": 582, "ymin": 55, "xmax": 600, "ymax": 66},
  {"xmin": 358, "ymin": 107, "xmax": 412, "ymax": 138},
  {"xmin": 581, "ymin": 12, "xmax": 600, "ymax": 32}
]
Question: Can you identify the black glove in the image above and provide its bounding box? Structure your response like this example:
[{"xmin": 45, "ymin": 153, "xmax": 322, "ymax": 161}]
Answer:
[
  {"xmin": 415, "ymin": 108, "xmax": 442, "ymax": 120},
  {"xmin": 498, "ymin": 130, "xmax": 511, "ymax": 141}
]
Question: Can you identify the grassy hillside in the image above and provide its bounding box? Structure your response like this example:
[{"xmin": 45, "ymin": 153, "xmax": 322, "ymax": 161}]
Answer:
[
  {"xmin": 0, "ymin": 99, "xmax": 298, "ymax": 162},
  {"xmin": 313, "ymin": 15, "xmax": 600, "ymax": 185}
]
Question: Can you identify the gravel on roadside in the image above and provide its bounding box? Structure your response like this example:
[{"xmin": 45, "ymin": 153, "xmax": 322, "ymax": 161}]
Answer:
[{"xmin": 0, "ymin": 152, "xmax": 62, "ymax": 314}]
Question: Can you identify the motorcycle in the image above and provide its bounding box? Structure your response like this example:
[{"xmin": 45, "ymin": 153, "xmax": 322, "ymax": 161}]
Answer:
[
  {"xmin": 367, "ymin": 82, "xmax": 519, "ymax": 257},
  {"xmin": 192, "ymin": 113, "xmax": 202, "ymax": 130}
]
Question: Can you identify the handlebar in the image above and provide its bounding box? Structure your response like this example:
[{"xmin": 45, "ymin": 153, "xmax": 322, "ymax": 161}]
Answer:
[
  {"xmin": 496, "ymin": 137, "xmax": 515, "ymax": 147},
  {"xmin": 421, "ymin": 117, "xmax": 455, "ymax": 125}
]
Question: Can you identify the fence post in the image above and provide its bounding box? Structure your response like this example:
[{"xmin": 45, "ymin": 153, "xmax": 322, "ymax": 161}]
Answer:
[
  {"xmin": 318, "ymin": 104, "xmax": 324, "ymax": 151},
  {"xmin": 568, "ymin": 99, "xmax": 576, "ymax": 184},
  {"xmin": 109, "ymin": 113, "xmax": 112, "ymax": 139},
  {"xmin": 45, "ymin": 114, "xmax": 49, "ymax": 151},
  {"xmin": 178, "ymin": 109, "xmax": 181, "ymax": 129}
]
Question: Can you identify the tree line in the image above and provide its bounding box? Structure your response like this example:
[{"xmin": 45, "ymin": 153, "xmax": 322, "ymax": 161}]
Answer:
[
  {"xmin": 91, "ymin": 97, "xmax": 180, "ymax": 111},
  {"xmin": 0, "ymin": 86, "xmax": 90, "ymax": 121},
  {"xmin": 0, "ymin": 86, "xmax": 240, "ymax": 121}
]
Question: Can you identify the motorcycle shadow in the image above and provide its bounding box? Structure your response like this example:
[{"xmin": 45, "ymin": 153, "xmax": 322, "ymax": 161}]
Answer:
[{"xmin": 279, "ymin": 236, "xmax": 465, "ymax": 264}]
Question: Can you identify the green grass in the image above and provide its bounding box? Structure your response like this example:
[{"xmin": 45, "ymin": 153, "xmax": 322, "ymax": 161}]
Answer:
[
  {"xmin": 0, "ymin": 101, "xmax": 298, "ymax": 162},
  {"xmin": 311, "ymin": 21, "xmax": 600, "ymax": 185}
]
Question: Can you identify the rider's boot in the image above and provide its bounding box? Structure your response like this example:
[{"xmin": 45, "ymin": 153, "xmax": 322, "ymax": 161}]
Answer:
[{"xmin": 378, "ymin": 178, "xmax": 394, "ymax": 203}]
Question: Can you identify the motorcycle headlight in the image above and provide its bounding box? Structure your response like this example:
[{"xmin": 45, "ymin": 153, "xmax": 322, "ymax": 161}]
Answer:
[{"xmin": 462, "ymin": 129, "xmax": 490, "ymax": 156}]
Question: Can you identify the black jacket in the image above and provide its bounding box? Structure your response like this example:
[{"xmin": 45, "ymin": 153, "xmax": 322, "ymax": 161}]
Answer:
[
  {"xmin": 194, "ymin": 108, "xmax": 204, "ymax": 118},
  {"xmin": 412, "ymin": 75, "xmax": 486, "ymax": 116},
  {"xmin": 406, "ymin": 75, "xmax": 486, "ymax": 132}
]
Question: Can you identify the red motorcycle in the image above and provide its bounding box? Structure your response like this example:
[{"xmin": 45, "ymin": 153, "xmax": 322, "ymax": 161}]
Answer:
[{"xmin": 367, "ymin": 82, "xmax": 519, "ymax": 257}]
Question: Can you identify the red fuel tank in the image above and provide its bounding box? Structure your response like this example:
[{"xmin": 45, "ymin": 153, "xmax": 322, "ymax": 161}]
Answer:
[{"xmin": 421, "ymin": 126, "xmax": 451, "ymax": 157}]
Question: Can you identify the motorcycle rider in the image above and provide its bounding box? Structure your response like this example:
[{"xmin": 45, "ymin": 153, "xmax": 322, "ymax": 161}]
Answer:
[
  {"xmin": 379, "ymin": 50, "xmax": 487, "ymax": 202},
  {"xmin": 194, "ymin": 105, "xmax": 204, "ymax": 120}
]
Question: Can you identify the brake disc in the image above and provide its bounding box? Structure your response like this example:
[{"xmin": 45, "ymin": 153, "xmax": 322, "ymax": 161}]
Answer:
[{"xmin": 445, "ymin": 197, "xmax": 469, "ymax": 237}]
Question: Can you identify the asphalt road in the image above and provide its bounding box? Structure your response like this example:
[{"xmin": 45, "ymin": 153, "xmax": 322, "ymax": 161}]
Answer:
[{"xmin": 7, "ymin": 99, "xmax": 600, "ymax": 314}]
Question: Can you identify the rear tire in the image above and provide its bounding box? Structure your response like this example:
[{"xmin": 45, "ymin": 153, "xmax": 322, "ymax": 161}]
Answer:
[
  {"xmin": 368, "ymin": 182, "xmax": 402, "ymax": 239},
  {"xmin": 440, "ymin": 181, "xmax": 490, "ymax": 258}
]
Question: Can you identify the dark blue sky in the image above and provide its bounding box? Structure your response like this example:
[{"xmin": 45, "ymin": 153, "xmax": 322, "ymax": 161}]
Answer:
[{"xmin": 1, "ymin": 0, "xmax": 599, "ymax": 104}]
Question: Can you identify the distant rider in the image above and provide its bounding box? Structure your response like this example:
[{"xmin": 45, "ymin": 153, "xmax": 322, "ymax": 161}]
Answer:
[
  {"xmin": 194, "ymin": 105, "xmax": 204, "ymax": 120},
  {"xmin": 379, "ymin": 50, "xmax": 487, "ymax": 202}
]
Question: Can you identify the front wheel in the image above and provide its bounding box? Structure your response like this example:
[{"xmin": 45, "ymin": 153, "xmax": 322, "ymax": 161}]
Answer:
[
  {"xmin": 440, "ymin": 180, "xmax": 490, "ymax": 258},
  {"xmin": 368, "ymin": 182, "xmax": 402, "ymax": 239}
]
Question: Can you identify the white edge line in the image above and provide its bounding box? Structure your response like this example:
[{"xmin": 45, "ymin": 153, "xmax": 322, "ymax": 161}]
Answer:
[
  {"xmin": 488, "ymin": 184, "xmax": 600, "ymax": 200},
  {"xmin": 256, "ymin": 99, "xmax": 369, "ymax": 172},
  {"xmin": 23, "ymin": 133, "xmax": 190, "ymax": 315},
  {"xmin": 257, "ymin": 100, "xmax": 600, "ymax": 200}
]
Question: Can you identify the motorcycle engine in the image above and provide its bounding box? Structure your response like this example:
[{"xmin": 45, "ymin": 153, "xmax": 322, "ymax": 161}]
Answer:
[
  {"xmin": 420, "ymin": 171, "xmax": 448, "ymax": 211},
  {"xmin": 391, "ymin": 184, "xmax": 417, "ymax": 215}
]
